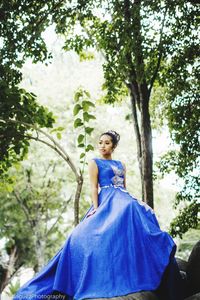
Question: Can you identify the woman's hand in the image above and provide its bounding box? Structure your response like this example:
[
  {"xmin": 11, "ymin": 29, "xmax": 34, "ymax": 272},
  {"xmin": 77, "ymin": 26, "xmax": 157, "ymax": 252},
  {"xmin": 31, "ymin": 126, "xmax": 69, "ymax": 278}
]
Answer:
[{"xmin": 86, "ymin": 208, "xmax": 97, "ymax": 218}]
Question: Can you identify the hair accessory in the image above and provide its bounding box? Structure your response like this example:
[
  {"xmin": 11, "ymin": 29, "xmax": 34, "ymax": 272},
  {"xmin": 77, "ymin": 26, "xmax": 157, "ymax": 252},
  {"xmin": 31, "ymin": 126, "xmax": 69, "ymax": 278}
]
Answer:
[{"xmin": 100, "ymin": 130, "xmax": 120, "ymax": 148}]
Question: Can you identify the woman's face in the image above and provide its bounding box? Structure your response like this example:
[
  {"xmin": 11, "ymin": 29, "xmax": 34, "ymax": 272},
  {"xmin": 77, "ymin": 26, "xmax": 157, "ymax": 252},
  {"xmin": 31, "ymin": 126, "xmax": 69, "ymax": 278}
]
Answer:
[{"xmin": 98, "ymin": 134, "xmax": 114, "ymax": 156}]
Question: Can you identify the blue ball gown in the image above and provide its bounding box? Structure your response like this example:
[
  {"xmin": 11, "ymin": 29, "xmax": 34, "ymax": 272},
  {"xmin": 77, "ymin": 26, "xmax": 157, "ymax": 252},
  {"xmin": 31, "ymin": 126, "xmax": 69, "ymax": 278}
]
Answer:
[{"xmin": 14, "ymin": 158, "xmax": 181, "ymax": 300}]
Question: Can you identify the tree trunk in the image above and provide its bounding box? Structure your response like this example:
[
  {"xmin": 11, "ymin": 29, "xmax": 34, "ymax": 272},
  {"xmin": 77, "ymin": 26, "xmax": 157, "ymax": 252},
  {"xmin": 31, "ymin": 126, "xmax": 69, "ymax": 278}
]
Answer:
[
  {"xmin": 74, "ymin": 174, "xmax": 83, "ymax": 226},
  {"xmin": 0, "ymin": 245, "xmax": 18, "ymax": 293},
  {"xmin": 34, "ymin": 238, "xmax": 46, "ymax": 272},
  {"xmin": 129, "ymin": 89, "xmax": 144, "ymax": 200},
  {"xmin": 33, "ymin": 216, "xmax": 46, "ymax": 272},
  {"xmin": 140, "ymin": 84, "xmax": 154, "ymax": 208},
  {"xmin": 129, "ymin": 83, "xmax": 154, "ymax": 208},
  {"xmin": 125, "ymin": 0, "xmax": 154, "ymax": 208}
]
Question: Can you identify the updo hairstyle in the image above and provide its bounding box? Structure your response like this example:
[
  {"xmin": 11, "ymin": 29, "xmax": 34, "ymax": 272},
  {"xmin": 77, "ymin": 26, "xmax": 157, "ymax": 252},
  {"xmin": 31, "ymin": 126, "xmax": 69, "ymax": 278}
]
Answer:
[{"xmin": 100, "ymin": 130, "xmax": 120, "ymax": 149}]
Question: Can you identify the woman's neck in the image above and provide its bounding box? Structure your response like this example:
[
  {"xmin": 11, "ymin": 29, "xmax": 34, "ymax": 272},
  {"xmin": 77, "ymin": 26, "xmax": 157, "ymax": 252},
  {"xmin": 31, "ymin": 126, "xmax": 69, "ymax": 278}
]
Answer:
[{"xmin": 100, "ymin": 155, "xmax": 112, "ymax": 160}]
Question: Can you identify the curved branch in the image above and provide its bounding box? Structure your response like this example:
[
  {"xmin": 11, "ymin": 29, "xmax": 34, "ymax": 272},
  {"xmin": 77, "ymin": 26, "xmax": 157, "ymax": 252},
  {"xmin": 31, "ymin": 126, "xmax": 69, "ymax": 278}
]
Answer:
[
  {"xmin": 0, "ymin": 118, "xmax": 80, "ymax": 181},
  {"xmin": 24, "ymin": 133, "xmax": 79, "ymax": 179},
  {"xmin": 38, "ymin": 128, "xmax": 79, "ymax": 180},
  {"xmin": 1, "ymin": 117, "xmax": 84, "ymax": 225}
]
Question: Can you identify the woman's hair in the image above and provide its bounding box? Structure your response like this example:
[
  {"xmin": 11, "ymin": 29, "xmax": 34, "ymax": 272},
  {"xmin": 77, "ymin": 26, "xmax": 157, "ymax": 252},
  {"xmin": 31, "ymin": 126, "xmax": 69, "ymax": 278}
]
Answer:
[{"xmin": 100, "ymin": 130, "xmax": 120, "ymax": 148}]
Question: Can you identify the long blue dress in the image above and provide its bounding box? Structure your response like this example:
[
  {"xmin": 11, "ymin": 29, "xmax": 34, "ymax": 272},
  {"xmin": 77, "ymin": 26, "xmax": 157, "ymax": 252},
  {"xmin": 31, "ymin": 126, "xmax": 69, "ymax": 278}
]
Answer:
[{"xmin": 14, "ymin": 158, "xmax": 179, "ymax": 300}]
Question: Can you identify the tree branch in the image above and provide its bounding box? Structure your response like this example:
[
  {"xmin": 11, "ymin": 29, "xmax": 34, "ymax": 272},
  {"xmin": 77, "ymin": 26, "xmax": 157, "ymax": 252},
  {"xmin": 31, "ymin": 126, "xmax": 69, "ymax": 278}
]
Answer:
[
  {"xmin": 123, "ymin": 0, "xmax": 141, "ymax": 110},
  {"xmin": 1, "ymin": 117, "xmax": 84, "ymax": 225},
  {"xmin": 128, "ymin": 70, "xmax": 141, "ymax": 111},
  {"xmin": 0, "ymin": 246, "xmax": 19, "ymax": 293},
  {"xmin": 41, "ymin": 162, "xmax": 54, "ymax": 189},
  {"xmin": 0, "ymin": 118, "xmax": 80, "ymax": 181},
  {"xmin": 24, "ymin": 134, "xmax": 78, "ymax": 175},
  {"xmin": 128, "ymin": 83, "xmax": 142, "ymax": 160},
  {"xmin": 1, "ymin": 262, "xmax": 23, "ymax": 292},
  {"xmin": 12, "ymin": 190, "xmax": 34, "ymax": 229},
  {"xmin": 38, "ymin": 127, "xmax": 80, "ymax": 180},
  {"xmin": 22, "ymin": 0, "xmax": 66, "ymax": 49},
  {"xmin": 148, "ymin": 5, "xmax": 168, "ymax": 96},
  {"xmin": 46, "ymin": 196, "xmax": 72, "ymax": 236}
]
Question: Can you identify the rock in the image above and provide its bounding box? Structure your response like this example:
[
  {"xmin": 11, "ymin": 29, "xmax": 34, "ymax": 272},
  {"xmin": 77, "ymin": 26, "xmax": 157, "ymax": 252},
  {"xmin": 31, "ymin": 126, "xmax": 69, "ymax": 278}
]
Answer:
[
  {"xmin": 176, "ymin": 257, "xmax": 188, "ymax": 273},
  {"xmin": 176, "ymin": 256, "xmax": 188, "ymax": 294},
  {"xmin": 184, "ymin": 292, "xmax": 200, "ymax": 299},
  {"xmin": 187, "ymin": 240, "xmax": 200, "ymax": 295},
  {"xmin": 85, "ymin": 291, "xmax": 158, "ymax": 300}
]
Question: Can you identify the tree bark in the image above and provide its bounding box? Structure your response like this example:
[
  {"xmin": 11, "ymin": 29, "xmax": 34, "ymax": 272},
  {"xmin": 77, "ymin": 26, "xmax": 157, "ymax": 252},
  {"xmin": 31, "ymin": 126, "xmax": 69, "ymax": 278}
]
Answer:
[
  {"xmin": 139, "ymin": 84, "xmax": 154, "ymax": 208},
  {"xmin": 34, "ymin": 235, "xmax": 46, "ymax": 272},
  {"xmin": 129, "ymin": 82, "xmax": 154, "ymax": 208},
  {"xmin": 74, "ymin": 174, "xmax": 83, "ymax": 226},
  {"xmin": 125, "ymin": 0, "xmax": 154, "ymax": 207},
  {"xmin": 129, "ymin": 85, "xmax": 144, "ymax": 200},
  {"xmin": 0, "ymin": 246, "xmax": 18, "ymax": 293}
]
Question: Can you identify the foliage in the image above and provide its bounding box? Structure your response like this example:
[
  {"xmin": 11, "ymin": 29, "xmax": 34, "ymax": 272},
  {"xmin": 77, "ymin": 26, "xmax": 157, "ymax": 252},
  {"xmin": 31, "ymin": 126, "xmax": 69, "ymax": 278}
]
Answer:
[
  {"xmin": 6, "ymin": 279, "xmax": 21, "ymax": 297},
  {"xmin": 152, "ymin": 1, "xmax": 199, "ymax": 237},
  {"xmin": 156, "ymin": 74, "xmax": 200, "ymax": 237},
  {"xmin": 0, "ymin": 83, "xmax": 55, "ymax": 176},
  {"xmin": 73, "ymin": 88, "xmax": 96, "ymax": 172},
  {"xmin": 0, "ymin": 0, "xmax": 57, "ymax": 176},
  {"xmin": 169, "ymin": 202, "xmax": 199, "ymax": 238},
  {"xmin": 0, "ymin": 0, "xmax": 54, "ymax": 85},
  {"xmin": 0, "ymin": 0, "xmax": 199, "ymax": 239},
  {"xmin": 176, "ymin": 227, "xmax": 200, "ymax": 261},
  {"xmin": 55, "ymin": 0, "xmax": 199, "ymax": 208},
  {"xmin": 0, "ymin": 160, "xmax": 71, "ymax": 290},
  {"xmin": 0, "ymin": 0, "xmax": 198, "ymax": 205},
  {"xmin": 56, "ymin": 1, "xmax": 199, "ymax": 101}
]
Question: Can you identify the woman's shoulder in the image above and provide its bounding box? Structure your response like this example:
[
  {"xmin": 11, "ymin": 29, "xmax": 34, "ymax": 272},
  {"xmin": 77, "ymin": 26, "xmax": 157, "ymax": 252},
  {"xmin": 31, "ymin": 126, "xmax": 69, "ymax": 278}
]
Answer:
[
  {"xmin": 89, "ymin": 158, "xmax": 102, "ymax": 167},
  {"xmin": 88, "ymin": 158, "xmax": 97, "ymax": 165},
  {"xmin": 88, "ymin": 159, "xmax": 99, "ymax": 173},
  {"xmin": 89, "ymin": 157, "xmax": 99, "ymax": 164}
]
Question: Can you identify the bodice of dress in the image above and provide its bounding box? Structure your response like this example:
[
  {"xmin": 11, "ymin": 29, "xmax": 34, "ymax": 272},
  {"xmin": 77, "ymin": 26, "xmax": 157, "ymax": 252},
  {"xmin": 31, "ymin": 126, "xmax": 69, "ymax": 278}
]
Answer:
[{"xmin": 93, "ymin": 158, "xmax": 125, "ymax": 188}]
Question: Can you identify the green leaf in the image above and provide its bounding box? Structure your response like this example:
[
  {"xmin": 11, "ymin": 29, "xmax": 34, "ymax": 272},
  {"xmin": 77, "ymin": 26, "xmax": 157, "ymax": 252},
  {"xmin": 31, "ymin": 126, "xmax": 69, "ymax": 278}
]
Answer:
[
  {"xmin": 74, "ymin": 118, "xmax": 83, "ymax": 128},
  {"xmin": 56, "ymin": 126, "xmax": 65, "ymax": 131},
  {"xmin": 82, "ymin": 100, "xmax": 95, "ymax": 111},
  {"xmin": 6, "ymin": 184, "xmax": 14, "ymax": 193},
  {"xmin": 83, "ymin": 112, "xmax": 89, "ymax": 122},
  {"xmin": 74, "ymin": 90, "xmax": 84, "ymax": 102},
  {"xmin": 78, "ymin": 134, "xmax": 84, "ymax": 143},
  {"xmin": 80, "ymin": 153, "xmax": 85, "ymax": 159},
  {"xmin": 83, "ymin": 112, "xmax": 96, "ymax": 122},
  {"xmin": 83, "ymin": 90, "xmax": 91, "ymax": 98},
  {"xmin": 73, "ymin": 104, "xmax": 82, "ymax": 116},
  {"xmin": 85, "ymin": 127, "xmax": 94, "ymax": 135},
  {"xmin": 79, "ymin": 51, "xmax": 95, "ymax": 62},
  {"xmin": 86, "ymin": 144, "xmax": 94, "ymax": 152},
  {"xmin": 56, "ymin": 132, "xmax": 62, "ymax": 140},
  {"xmin": 78, "ymin": 143, "xmax": 85, "ymax": 147},
  {"xmin": 50, "ymin": 127, "xmax": 65, "ymax": 133}
]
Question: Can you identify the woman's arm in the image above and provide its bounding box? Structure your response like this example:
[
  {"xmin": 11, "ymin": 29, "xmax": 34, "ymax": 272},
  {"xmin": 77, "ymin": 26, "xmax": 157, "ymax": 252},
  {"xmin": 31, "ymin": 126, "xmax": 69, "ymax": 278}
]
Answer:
[
  {"xmin": 88, "ymin": 159, "xmax": 99, "ymax": 209},
  {"xmin": 121, "ymin": 162, "xmax": 127, "ymax": 189}
]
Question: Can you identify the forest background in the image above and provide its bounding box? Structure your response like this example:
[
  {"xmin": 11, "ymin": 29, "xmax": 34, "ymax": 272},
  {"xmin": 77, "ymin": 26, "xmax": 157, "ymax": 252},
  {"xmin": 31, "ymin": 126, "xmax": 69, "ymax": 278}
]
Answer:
[{"xmin": 0, "ymin": 0, "xmax": 199, "ymax": 297}]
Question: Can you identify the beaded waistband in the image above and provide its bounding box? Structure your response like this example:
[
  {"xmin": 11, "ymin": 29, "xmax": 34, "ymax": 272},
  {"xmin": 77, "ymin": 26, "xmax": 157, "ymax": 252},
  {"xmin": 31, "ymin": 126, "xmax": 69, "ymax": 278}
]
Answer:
[{"xmin": 100, "ymin": 184, "xmax": 126, "ymax": 190}]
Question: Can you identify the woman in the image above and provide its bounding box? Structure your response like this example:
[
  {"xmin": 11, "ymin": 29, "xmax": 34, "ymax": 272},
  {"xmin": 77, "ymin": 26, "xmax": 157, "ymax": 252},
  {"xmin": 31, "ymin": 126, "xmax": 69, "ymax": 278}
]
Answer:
[{"xmin": 14, "ymin": 130, "xmax": 183, "ymax": 300}]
